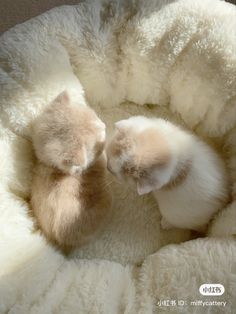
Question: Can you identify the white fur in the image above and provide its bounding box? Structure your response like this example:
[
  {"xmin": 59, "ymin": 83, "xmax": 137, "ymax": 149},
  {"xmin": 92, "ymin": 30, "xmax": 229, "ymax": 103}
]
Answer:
[
  {"xmin": 153, "ymin": 121, "xmax": 228, "ymax": 231},
  {"xmin": 70, "ymin": 165, "xmax": 82, "ymax": 175},
  {"xmin": 0, "ymin": 0, "xmax": 236, "ymax": 312},
  {"xmin": 111, "ymin": 116, "xmax": 229, "ymax": 231}
]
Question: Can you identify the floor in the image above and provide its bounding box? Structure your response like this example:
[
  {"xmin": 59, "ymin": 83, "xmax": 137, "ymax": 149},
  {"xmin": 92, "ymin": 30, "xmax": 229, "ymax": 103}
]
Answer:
[{"xmin": 0, "ymin": 0, "xmax": 79, "ymax": 34}]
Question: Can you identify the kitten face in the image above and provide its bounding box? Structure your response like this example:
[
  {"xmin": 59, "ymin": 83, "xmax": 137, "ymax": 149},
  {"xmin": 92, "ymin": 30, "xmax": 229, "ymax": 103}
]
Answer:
[
  {"xmin": 32, "ymin": 91, "xmax": 106, "ymax": 175},
  {"xmin": 106, "ymin": 116, "xmax": 173, "ymax": 195}
]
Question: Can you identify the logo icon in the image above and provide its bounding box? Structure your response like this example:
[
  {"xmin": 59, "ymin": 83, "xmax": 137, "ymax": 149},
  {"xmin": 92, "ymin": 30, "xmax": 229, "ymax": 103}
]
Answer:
[{"xmin": 199, "ymin": 284, "xmax": 225, "ymax": 296}]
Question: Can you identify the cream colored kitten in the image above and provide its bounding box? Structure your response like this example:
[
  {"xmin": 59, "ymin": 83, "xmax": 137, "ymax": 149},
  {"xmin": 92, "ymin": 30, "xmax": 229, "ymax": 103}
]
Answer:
[
  {"xmin": 31, "ymin": 91, "xmax": 111, "ymax": 253},
  {"xmin": 106, "ymin": 116, "xmax": 229, "ymax": 232}
]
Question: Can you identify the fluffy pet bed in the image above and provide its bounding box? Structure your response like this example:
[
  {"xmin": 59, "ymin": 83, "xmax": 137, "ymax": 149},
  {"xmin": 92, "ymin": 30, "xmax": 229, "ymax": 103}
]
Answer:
[{"xmin": 0, "ymin": 0, "xmax": 236, "ymax": 313}]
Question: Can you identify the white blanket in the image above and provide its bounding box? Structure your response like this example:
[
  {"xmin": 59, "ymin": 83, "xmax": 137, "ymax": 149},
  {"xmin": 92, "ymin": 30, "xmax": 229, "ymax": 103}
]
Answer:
[{"xmin": 0, "ymin": 0, "xmax": 236, "ymax": 313}]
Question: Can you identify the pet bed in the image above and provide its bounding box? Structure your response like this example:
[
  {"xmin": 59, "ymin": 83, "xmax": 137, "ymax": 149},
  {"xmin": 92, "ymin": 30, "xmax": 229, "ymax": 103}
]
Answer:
[{"xmin": 0, "ymin": 0, "xmax": 236, "ymax": 313}]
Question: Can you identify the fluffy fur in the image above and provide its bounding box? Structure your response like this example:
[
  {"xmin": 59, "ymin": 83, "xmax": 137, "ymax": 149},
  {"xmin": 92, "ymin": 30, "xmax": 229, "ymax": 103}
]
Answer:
[
  {"xmin": 31, "ymin": 91, "xmax": 111, "ymax": 251},
  {"xmin": 107, "ymin": 116, "xmax": 229, "ymax": 232},
  {"xmin": 0, "ymin": 0, "xmax": 236, "ymax": 312}
]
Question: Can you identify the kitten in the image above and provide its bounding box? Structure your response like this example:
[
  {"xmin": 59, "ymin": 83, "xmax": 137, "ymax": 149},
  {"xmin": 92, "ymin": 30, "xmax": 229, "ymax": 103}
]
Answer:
[
  {"xmin": 30, "ymin": 91, "xmax": 111, "ymax": 252},
  {"xmin": 106, "ymin": 116, "xmax": 229, "ymax": 232}
]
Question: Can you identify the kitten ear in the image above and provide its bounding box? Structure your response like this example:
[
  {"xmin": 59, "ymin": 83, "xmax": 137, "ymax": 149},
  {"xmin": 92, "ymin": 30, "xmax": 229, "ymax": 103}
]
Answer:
[
  {"xmin": 55, "ymin": 90, "xmax": 70, "ymax": 105},
  {"xmin": 137, "ymin": 179, "xmax": 156, "ymax": 195},
  {"xmin": 115, "ymin": 120, "xmax": 128, "ymax": 132}
]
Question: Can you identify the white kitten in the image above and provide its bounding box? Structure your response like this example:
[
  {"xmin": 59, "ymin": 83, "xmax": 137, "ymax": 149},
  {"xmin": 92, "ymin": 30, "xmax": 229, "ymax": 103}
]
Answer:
[{"xmin": 106, "ymin": 116, "xmax": 229, "ymax": 232}]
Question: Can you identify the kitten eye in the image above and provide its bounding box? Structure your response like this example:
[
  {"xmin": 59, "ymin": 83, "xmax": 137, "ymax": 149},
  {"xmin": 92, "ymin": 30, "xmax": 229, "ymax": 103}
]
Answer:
[
  {"xmin": 63, "ymin": 159, "xmax": 72, "ymax": 166},
  {"xmin": 139, "ymin": 170, "xmax": 148, "ymax": 178}
]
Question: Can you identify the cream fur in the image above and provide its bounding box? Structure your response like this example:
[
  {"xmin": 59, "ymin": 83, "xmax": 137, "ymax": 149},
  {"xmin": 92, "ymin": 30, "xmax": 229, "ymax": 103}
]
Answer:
[
  {"xmin": 0, "ymin": 0, "xmax": 236, "ymax": 312},
  {"xmin": 30, "ymin": 91, "xmax": 110, "ymax": 252}
]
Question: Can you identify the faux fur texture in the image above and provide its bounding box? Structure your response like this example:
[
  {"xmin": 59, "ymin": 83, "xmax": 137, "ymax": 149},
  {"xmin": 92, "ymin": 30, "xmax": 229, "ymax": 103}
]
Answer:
[{"xmin": 0, "ymin": 0, "xmax": 236, "ymax": 313}]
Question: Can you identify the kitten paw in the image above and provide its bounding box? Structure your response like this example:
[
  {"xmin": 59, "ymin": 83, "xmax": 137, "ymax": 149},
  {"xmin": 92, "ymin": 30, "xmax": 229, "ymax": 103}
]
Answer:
[{"xmin": 161, "ymin": 217, "xmax": 173, "ymax": 230}]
